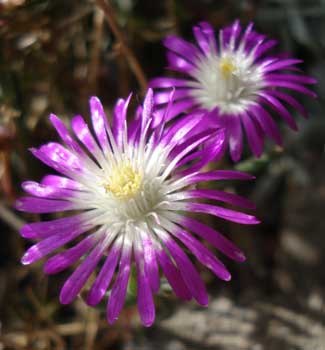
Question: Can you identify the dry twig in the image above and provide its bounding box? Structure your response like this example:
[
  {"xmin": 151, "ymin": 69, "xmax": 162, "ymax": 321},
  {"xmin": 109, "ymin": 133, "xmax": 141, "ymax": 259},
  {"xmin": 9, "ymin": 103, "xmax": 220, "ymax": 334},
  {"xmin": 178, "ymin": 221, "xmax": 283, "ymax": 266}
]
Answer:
[
  {"xmin": 95, "ymin": 0, "xmax": 147, "ymax": 93},
  {"xmin": 88, "ymin": 7, "xmax": 105, "ymax": 94},
  {"xmin": 0, "ymin": 202, "xmax": 25, "ymax": 232}
]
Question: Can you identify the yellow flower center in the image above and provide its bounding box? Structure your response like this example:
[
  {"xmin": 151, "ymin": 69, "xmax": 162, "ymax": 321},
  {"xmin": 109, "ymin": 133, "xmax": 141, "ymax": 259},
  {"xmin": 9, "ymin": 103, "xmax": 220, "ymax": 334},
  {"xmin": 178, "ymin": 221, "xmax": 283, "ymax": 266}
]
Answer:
[
  {"xmin": 219, "ymin": 57, "xmax": 236, "ymax": 78},
  {"xmin": 104, "ymin": 163, "xmax": 142, "ymax": 200}
]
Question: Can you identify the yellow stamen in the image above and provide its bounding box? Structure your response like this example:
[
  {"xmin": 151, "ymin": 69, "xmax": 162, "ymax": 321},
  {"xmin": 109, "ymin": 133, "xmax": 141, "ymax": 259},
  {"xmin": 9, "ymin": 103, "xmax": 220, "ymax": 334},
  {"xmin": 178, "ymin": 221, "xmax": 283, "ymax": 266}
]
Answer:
[
  {"xmin": 219, "ymin": 57, "xmax": 236, "ymax": 78},
  {"xmin": 104, "ymin": 163, "xmax": 141, "ymax": 200}
]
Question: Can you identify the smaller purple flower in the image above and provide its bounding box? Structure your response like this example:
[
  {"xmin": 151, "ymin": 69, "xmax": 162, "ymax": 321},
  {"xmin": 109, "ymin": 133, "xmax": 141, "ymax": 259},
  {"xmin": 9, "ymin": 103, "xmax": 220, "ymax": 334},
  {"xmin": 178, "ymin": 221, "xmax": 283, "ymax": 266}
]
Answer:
[
  {"xmin": 16, "ymin": 89, "xmax": 259, "ymax": 326},
  {"xmin": 150, "ymin": 20, "xmax": 317, "ymax": 161}
]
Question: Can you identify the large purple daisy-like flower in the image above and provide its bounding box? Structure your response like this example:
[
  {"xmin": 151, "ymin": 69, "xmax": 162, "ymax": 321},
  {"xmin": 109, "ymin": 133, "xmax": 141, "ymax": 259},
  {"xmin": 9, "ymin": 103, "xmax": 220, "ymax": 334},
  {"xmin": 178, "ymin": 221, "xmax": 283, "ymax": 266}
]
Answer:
[
  {"xmin": 16, "ymin": 89, "xmax": 259, "ymax": 326},
  {"xmin": 150, "ymin": 20, "xmax": 317, "ymax": 161}
]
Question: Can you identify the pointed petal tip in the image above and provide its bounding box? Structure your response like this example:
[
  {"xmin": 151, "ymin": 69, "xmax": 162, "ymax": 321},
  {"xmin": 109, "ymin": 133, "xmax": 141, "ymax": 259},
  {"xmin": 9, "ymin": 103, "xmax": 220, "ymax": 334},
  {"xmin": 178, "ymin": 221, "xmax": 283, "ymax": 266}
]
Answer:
[
  {"xmin": 236, "ymin": 251, "xmax": 247, "ymax": 262},
  {"xmin": 107, "ymin": 314, "xmax": 118, "ymax": 325},
  {"xmin": 231, "ymin": 153, "xmax": 241, "ymax": 163},
  {"xmin": 43, "ymin": 264, "xmax": 53, "ymax": 275},
  {"xmin": 193, "ymin": 290, "xmax": 209, "ymax": 307},
  {"xmin": 199, "ymin": 297, "xmax": 209, "ymax": 307},
  {"xmin": 144, "ymin": 89, "xmax": 154, "ymax": 106},
  {"xmin": 28, "ymin": 147, "xmax": 37, "ymax": 153},
  {"xmin": 274, "ymin": 136, "xmax": 284, "ymax": 147},
  {"xmin": 90, "ymin": 95, "xmax": 100, "ymax": 102},
  {"xmin": 21, "ymin": 252, "xmax": 31, "ymax": 265},
  {"xmin": 223, "ymin": 272, "xmax": 232, "ymax": 282},
  {"xmin": 162, "ymin": 35, "xmax": 175, "ymax": 47},
  {"xmin": 236, "ymin": 172, "xmax": 256, "ymax": 180},
  {"xmin": 14, "ymin": 199, "xmax": 24, "ymax": 211},
  {"xmin": 86, "ymin": 294, "xmax": 98, "ymax": 307},
  {"xmin": 146, "ymin": 87, "xmax": 153, "ymax": 95},
  {"xmin": 59, "ymin": 288, "xmax": 74, "ymax": 305},
  {"xmin": 49, "ymin": 113, "xmax": 59, "ymax": 122},
  {"xmin": 59, "ymin": 295, "xmax": 70, "ymax": 305},
  {"xmin": 151, "ymin": 283, "xmax": 160, "ymax": 294},
  {"xmin": 86, "ymin": 289, "xmax": 104, "ymax": 307},
  {"xmin": 20, "ymin": 225, "xmax": 31, "ymax": 238},
  {"xmin": 142, "ymin": 317, "xmax": 155, "ymax": 327},
  {"xmin": 252, "ymin": 217, "xmax": 261, "ymax": 225}
]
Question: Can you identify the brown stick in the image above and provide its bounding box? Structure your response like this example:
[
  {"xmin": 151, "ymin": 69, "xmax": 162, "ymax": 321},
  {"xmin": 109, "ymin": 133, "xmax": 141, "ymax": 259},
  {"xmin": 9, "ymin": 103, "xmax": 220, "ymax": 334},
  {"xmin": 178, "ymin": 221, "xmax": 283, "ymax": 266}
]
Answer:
[
  {"xmin": 88, "ymin": 7, "xmax": 105, "ymax": 94},
  {"xmin": 0, "ymin": 202, "xmax": 25, "ymax": 232},
  {"xmin": 95, "ymin": 0, "xmax": 147, "ymax": 94}
]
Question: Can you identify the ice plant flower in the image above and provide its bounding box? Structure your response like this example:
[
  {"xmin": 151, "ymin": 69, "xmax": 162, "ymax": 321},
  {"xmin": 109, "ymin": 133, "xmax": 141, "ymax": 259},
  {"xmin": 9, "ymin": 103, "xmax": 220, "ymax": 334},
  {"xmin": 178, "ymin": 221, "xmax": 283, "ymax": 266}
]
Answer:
[
  {"xmin": 16, "ymin": 89, "xmax": 259, "ymax": 326},
  {"xmin": 150, "ymin": 20, "xmax": 317, "ymax": 161}
]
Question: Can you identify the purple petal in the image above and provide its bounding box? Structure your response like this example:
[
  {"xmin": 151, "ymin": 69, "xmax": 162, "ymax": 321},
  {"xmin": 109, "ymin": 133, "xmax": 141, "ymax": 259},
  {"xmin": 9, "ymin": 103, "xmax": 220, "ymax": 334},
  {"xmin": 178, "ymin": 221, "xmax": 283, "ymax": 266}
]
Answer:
[
  {"xmin": 262, "ymin": 58, "xmax": 303, "ymax": 72},
  {"xmin": 134, "ymin": 240, "xmax": 155, "ymax": 327},
  {"xmin": 171, "ymin": 214, "xmax": 246, "ymax": 262},
  {"xmin": 227, "ymin": 114, "xmax": 243, "ymax": 162},
  {"xmin": 156, "ymin": 246, "xmax": 192, "ymax": 301},
  {"xmin": 22, "ymin": 181, "xmax": 77, "ymax": 200},
  {"xmin": 266, "ymin": 73, "xmax": 316, "ymax": 85},
  {"xmin": 241, "ymin": 112, "xmax": 264, "ymax": 157},
  {"xmin": 60, "ymin": 236, "xmax": 108, "ymax": 304},
  {"xmin": 41, "ymin": 175, "xmax": 83, "ymax": 190},
  {"xmin": 160, "ymin": 112, "xmax": 204, "ymax": 148},
  {"xmin": 267, "ymin": 81, "xmax": 317, "ymax": 98},
  {"xmin": 253, "ymin": 39, "xmax": 277, "ymax": 60},
  {"xmin": 193, "ymin": 25, "xmax": 210, "ymax": 55},
  {"xmin": 222, "ymin": 20, "xmax": 241, "ymax": 51},
  {"xmin": 87, "ymin": 237, "xmax": 122, "ymax": 306},
  {"xmin": 71, "ymin": 115, "xmax": 103, "ymax": 159},
  {"xmin": 49, "ymin": 114, "xmax": 85, "ymax": 156},
  {"xmin": 40, "ymin": 142, "xmax": 82, "ymax": 171},
  {"xmin": 176, "ymin": 128, "xmax": 226, "ymax": 176},
  {"xmin": 153, "ymin": 99, "xmax": 196, "ymax": 127},
  {"xmin": 107, "ymin": 241, "xmax": 132, "ymax": 324},
  {"xmin": 15, "ymin": 197, "xmax": 75, "ymax": 213},
  {"xmin": 186, "ymin": 170, "xmax": 255, "ymax": 186},
  {"xmin": 30, "ymin": 147, "xmax": 76, "ymax": 179},
  {"xmin": 169, "ymin": 127, "xmax": 219, "ymax": 162},
  {"xmin": 166, "ymin": 51, "xmax": 195, "ymax": 74},
  {"xmin": 127, "ymin": 110, "xmax": 141, "ymax": 146},
  {"xmin": 150, "ymin": 89, "xmax": 175, "ymax": 147},
  {"xmin": 184, "ymin": 202, "xmax": 260, "ymax": 225},
  {"xmin": 269, "ymin": 90, "xmax": 308, "ymax": 118},
  {"xmin": 90, "ymin": 96, "xmax": 111, "ymax": 152},
  {"xmin": 164, "ymin": 35, "xmax": 201, "ymax": 64},
  {"xmin": 238, "ymin": 22, "xmax": 254, "ymax": 52},
  {"xmin": 153, "ymin": 89, "xmax": 191, "ymax": 104},
  {"xmin": 140, "ymin": 232, "xmax": 160, "ymax": 293},
  {"xmin": 162, "ymin": 219, "xmax": 231, "ymax": 281},
  {"xmin": 19, "ymin": 212, "xmax": 91, "ymax": 239},
  {"xmin": 174, "ymin": 189, "xmax": 255, "ymax": 209},
  {"xmin": 198, "ymin": 21, "xmax": 217, "ymax": 54},
  {"xmin": 112, "ymin": 94, "xmax": 132, "ymax": 149},
  {"xmin": 249, "ymin": 104, "xmax": 282, "ymax": 145},
  {"xmin": 141, "ymin": 88, "xmax": 154, "ymax": 134},
  {"xmin": 163, "ymin": 132, "xmax": 211, "ymax": 178},
  {"xmin": 156, "ymin": 231, "xmax": 208, "ymax": 306},
  {"xmin": 44, "ymin": 234, "xmax": 98, "ymax": 275},
  {"xmin": 21, "ymin": 223, "xmax": 93, "ymax": 265},
  {"xmin": 258, "ymin": 92, "xmax": 298, "ymax": 130},
  {"xmin": 149, "ymin": 77, "xmax": 191, "ymax": 88}
]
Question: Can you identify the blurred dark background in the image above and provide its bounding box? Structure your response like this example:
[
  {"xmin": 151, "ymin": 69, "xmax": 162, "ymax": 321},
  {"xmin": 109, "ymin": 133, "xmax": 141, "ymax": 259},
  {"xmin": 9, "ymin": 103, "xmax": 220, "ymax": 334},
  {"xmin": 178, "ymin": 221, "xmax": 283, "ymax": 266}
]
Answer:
[{"xmin": 0, "ymin": 0, "xmax": 324, "ymax": 349}]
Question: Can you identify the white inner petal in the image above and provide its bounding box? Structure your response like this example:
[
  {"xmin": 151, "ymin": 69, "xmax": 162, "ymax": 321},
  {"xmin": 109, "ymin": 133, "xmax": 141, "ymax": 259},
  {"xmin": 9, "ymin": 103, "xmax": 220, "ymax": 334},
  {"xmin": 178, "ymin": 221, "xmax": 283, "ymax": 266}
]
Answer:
[
  {"xmin": 71, "ymin": 140, "xmax": 182, "ymax": 236},
  {"xmin": 190, "ymin": 51, "xmax": 264, "ymax": 114}
]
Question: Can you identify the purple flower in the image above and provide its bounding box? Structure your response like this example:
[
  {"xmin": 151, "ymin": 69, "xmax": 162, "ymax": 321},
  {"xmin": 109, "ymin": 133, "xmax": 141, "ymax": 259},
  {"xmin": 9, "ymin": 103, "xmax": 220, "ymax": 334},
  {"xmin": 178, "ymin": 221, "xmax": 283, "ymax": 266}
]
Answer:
[
  {"xmin": 16, "ymin": 89, "xmax": 259, "ymax": 326},
  {"xmin": 150, "ymin": 20, "xmax": 317, "ymax": 161}
]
